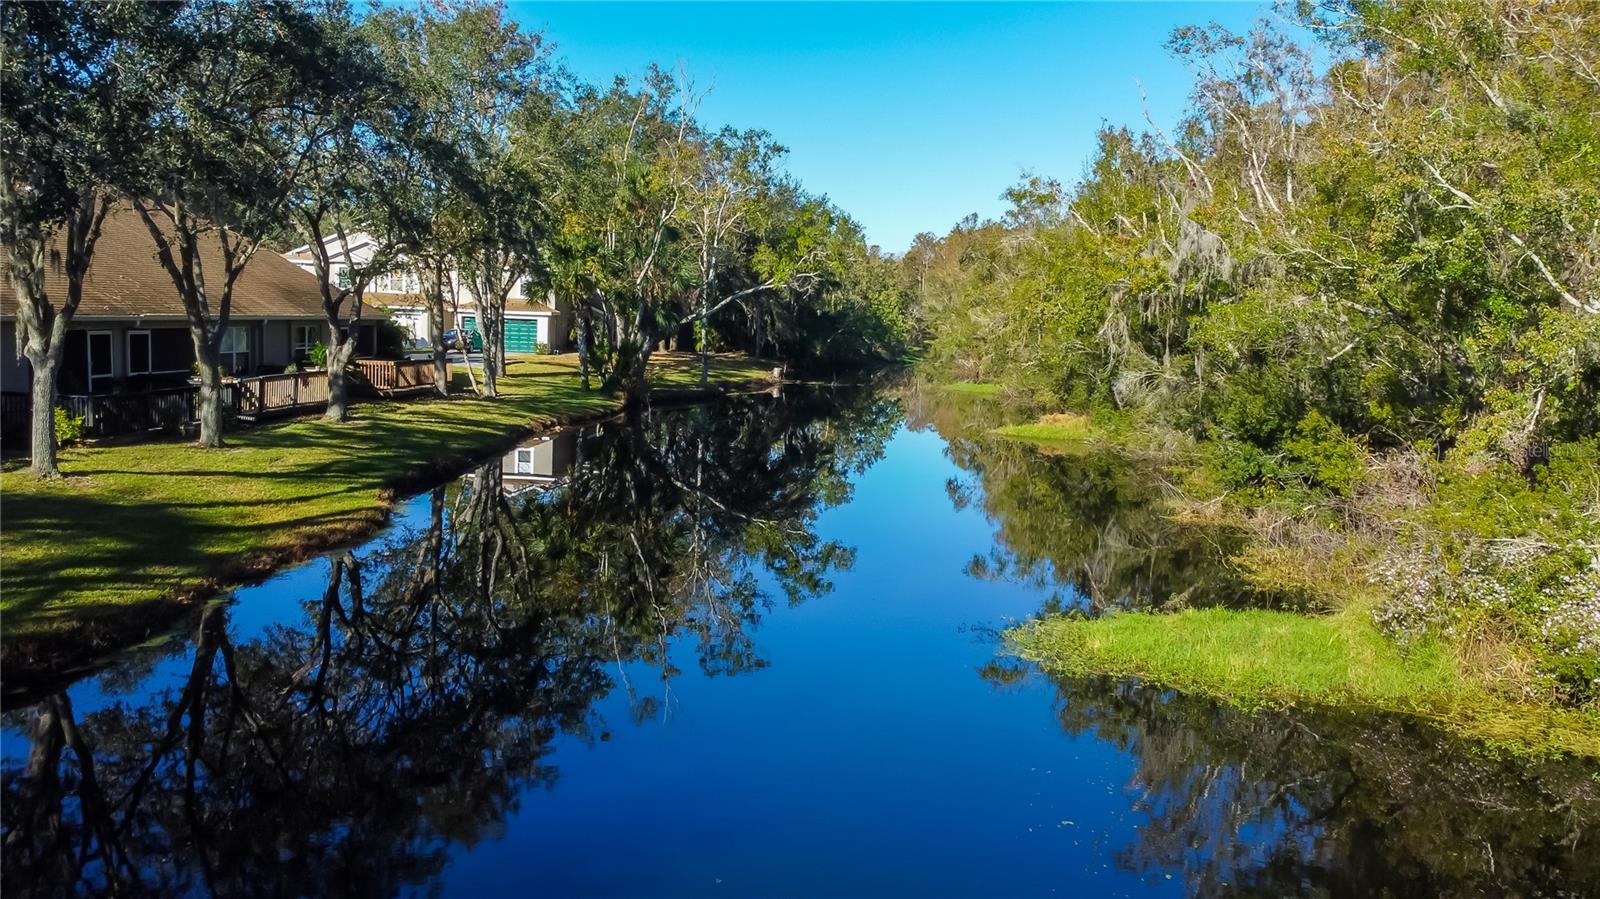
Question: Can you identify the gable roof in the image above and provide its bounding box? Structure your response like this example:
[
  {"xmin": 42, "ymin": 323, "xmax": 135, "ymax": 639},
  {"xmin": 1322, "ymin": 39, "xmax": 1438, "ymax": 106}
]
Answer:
[
  {"xmin": 365, "ymin": 289, "xmax": 558, "ymax": 316},
  {"xmin": 1, "ymin": 203, "xmax": 325, "ymax": 320},
  {"xmin": 282, "ymin": 231, "xmax": 379, "ymax": 266}
]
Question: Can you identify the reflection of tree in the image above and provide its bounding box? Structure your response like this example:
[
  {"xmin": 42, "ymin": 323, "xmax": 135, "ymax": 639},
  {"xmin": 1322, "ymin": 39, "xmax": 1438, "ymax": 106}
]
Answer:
[
  {"xmin": 906, "ymin": 378, "xmax": 1273, "ymax": 613},
  {"xmin": 2, "ymin": 388, "xmax": 899, "ymax": 896},
  {"xmin": 1018, "ymin": 671, "xmax": 1600, "ymax": 896}
]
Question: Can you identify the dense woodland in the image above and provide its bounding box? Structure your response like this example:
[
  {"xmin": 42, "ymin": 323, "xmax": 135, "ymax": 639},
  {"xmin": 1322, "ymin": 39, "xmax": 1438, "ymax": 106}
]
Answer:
[
  {"xmin": 911, "ymin": 2, "xmax": 1599, "ymax": 706},
  {"xmin": 1, "ymin": 0, "xmax": 915, "ymax": 469}
]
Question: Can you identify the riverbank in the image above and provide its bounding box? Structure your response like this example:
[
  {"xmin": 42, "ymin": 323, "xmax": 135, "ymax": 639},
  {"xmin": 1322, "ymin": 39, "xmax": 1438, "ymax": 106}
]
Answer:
[
  {"xmin": 977, "ymin": 399, "xmax": 1600, "ymax": 759},
  {"xmin": 0, "ymin": 353, "xmax": 774, "ymax": 682},
  {"xmin": 1009, "ymin": 606, "xmax": 1600, "ymax": 758}
]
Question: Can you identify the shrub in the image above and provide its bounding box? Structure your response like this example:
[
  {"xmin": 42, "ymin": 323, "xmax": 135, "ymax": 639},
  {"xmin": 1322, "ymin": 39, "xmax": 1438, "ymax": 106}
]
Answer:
[
  {"xmin": 1203, "ymin": 437, "xmax": 1283, "ymax": 493},
  {"xmin": 53, "ymin": 407, "xmax": 86, "ymax": 447},
  {"xmin": 1283, "ymin": 411, "xmax": 1367, "ymax": 496},
  {"xmin": 1373, "ymin": 543, "xmax": 1600, "ymax": 706},
  {"xmin": 308, "ymin": 343, "xmax": 328, "ymax": 368},
  {"xmin": 534, "ymin": 341, "xmax": 553, "ymax": 356}
]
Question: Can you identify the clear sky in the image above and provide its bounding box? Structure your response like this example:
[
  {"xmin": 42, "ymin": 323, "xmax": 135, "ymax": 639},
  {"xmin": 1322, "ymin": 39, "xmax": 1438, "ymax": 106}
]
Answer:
[{"xmin": 508, "ymin": 2, "xmax": 1280, "ymax": 254}]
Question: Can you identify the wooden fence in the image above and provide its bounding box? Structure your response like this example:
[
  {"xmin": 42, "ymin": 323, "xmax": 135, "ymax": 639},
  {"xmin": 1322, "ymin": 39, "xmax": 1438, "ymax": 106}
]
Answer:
[
  {"xmin": 60, "ymin": 387, "xmax": 200, "ymax": 440},
  {"xmin": 3, "ymin": 360, "xmax": 441, "ymax": 449},
  {"xmin": 230, "ymin": 370, "xmax": 331, "ymax": 419},
  {"xmin": 354, "ymin": 358, "xmax": 439, "ymax": 396},
  {"xmin": 1, "ymin": 392, "xmax": 30, "ymax": 448}
]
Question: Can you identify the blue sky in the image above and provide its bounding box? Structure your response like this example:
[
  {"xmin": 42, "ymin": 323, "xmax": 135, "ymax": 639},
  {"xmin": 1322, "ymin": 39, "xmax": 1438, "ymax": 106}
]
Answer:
[{"xmin": 509, "ymin": 3, "xmax": 1281, "ymax": 253}]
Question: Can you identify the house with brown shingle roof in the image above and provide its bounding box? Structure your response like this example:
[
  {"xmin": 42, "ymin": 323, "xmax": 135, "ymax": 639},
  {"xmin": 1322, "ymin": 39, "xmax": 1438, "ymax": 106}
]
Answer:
[{"xmin": 2, "ymin": 204, "xmax": 329, "ymax": 395}]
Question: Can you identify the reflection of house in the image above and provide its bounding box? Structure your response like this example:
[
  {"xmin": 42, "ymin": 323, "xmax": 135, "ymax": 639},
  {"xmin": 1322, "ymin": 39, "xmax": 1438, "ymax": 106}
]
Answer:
[
  {"xmin": 498, "ymin": 431, "xmax": 577, "ymax": 496},
  {"xmin": 1, "ymin": 205, "xmax": 326, "ymax": 396},
  {"xmin": 462, "ymin": 430, "xmax": 578, "ymax": 498},
  {"xmin": 282, "ymin": 232, "xmax": 569, "ymax": 353}
]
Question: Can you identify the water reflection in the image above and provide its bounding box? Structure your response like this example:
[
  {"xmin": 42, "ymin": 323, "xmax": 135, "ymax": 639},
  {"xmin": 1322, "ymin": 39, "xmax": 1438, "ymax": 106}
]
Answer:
[
  {"xmin": 906, "ymin": 379, "xmax": 1279, "ymax": 613},
  {"xmin": 1, "ymin": 388, "xmax": 899, "ymax": 897},
  {"xmin": 476, "ymin": 430, "xmax": 581, "ymax": 497},
  {"xmin": 998, "ymin": 666, "xmax": 1600, "ymax": 897},
  {"xmin": 3, "ymin": 379, "xmax": 1593, "ymax": 896}
]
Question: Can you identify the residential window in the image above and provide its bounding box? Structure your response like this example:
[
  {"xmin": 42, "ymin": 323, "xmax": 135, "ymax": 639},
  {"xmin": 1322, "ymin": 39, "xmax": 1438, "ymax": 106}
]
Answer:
[
  {"xmin": 220, "ymin": 325, "xmax": 251, "ymax": 375},
  {"xmin": 514, "ymin": 448, "xmax": 534, "ymax": 474},
  {"xmin": 128, "ymin": 328, "xmax": 193, "ymax": 376},
  {"xmin": 292, "ymin": 323, "xmax": 319, "ymax": 361},
  {"xmin": 337, "ymin": 266, "xmax": 351, "ymax": 289},
  {"xmin": 151, "ymin": 328, "xmax": 193, "ymax": 373},
  {"xmin": 127, "ymin": 330, "xmax": 152, "ymax": 376}
]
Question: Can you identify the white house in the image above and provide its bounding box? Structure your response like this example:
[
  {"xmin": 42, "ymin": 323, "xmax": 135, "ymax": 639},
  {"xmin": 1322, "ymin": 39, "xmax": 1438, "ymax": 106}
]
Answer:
[{"xmin": 282, "ymin": 233, "xmax": 568, "ymax": 353}]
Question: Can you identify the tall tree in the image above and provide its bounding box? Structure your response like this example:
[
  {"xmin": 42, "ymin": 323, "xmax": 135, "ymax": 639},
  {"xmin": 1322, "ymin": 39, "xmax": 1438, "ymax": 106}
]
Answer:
[
  {"xmin": 0, "ymin": 1, "xmax": 171, "ymax": 476},
  {"xmin": 676, "ymin": 127, "xmax": 781, "ymax": 385},
  {"xmin": 556, "ymin": 68, "xmax": 699, "ymax": 404},
  {"xmin": 286, "ymin": 0, "xmax": 405, "ymax": 422},
  {"xmin": 129, "ymin": 0, "xmax": 346, "ymax": 447},
  {"xmin": 365, "ymin": 2, "xmax": 534, "ymax": 398}
]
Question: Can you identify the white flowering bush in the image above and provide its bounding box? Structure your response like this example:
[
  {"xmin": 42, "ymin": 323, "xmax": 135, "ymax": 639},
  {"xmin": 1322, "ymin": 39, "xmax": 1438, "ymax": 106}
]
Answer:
[{"xmin": 1372, "ymin": 543, "xmax": 1600, "ymax": 705}]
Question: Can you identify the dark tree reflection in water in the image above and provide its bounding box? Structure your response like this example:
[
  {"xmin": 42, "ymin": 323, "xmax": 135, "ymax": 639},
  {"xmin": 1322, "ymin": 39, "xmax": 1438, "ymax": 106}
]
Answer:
[
  {"xmin": 905, "ymin": 378, "xmax": 1283, "ymax": 614},
  {"xmin": 0, "ymin": 388, "xmax": 899, "ymax": 897},
  {"xmin": 994, "ymin": 668, "xmax": 1600, "ymax": 898},
  {"xmin": 5, "ymin": 380, "xmax": 1593, "ymax": 897}
]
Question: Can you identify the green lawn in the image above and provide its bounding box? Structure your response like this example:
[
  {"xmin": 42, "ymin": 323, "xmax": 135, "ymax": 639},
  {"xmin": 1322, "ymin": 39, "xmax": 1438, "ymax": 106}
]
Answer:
[
  {"xmin": 1, "ymin": 352, "xmax": 771, "ymax": 640},
  {"xmin": 1008, "ymin": 606, "xmax": 1600, "ymax": 758}
]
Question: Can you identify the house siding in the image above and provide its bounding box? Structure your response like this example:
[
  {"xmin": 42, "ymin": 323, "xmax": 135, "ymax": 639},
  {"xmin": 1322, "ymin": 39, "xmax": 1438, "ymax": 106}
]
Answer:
[
  {"xmin": 261, "ymin": 320, "xmax": 291, "ymax": 371},
  {"xmin": 0, "ymin": 317, "xmax": 323, "ymax": 393},
  {"xmin": 1, "ymin": 322, "xmax": 28, "ymax": 393}
]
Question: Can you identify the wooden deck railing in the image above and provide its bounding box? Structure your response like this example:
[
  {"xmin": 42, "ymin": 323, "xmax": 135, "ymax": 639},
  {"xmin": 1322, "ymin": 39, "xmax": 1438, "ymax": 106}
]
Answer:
[
  {"xmin": 1, "ymin": 392, "xmax": 31, "ymax": 447},
  {"xmin": 230, "ymin": 370, "xmax": 331, "ymax": 418},
  {"xmin": 354, "ymin": 358, "xmax": 440, "ymax": 395},
  {"xmin": 58, "ymin": 387, "xmax": 200, "ymax": 439},
  {"xmin": 3, "ymin": 359, "xmax": 441, "ymax": 450}
]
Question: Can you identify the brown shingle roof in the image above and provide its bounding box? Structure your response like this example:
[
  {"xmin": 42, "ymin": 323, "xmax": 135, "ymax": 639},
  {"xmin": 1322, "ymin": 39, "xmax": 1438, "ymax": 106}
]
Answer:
[{"xmin": 1, "ymin": 203, "xmax": 324, "ymax": 320}]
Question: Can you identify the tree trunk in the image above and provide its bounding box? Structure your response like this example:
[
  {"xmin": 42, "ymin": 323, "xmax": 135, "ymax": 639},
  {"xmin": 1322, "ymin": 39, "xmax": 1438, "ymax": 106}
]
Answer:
[
  {"xmin": 324, "ymin": 334, "xmax": 357, "ymax": 422},
  {"xmin": 194, "ymin": 342, "xmax": 226, "ymax": 448},
  {"xmin": 577, "ymin": 303, "xmax": 591, "ymax": 390},
  {"xmin": 699, "ymin": 323, "xmax": 710, "ymax": 386},
  {"xmin": 481, "ymin": 311, "xmax": 500, "ymax": 399},
  {"xmin": 622, "ymin": 342, "xmax": 653, "ymax": 408},
  {"xmin": 427, "ymin": 293, "xmax": 449, "ymax": 398},
  {"xmin": 26, "ymin": 350, "xmax": 60, "ymax": 478}
]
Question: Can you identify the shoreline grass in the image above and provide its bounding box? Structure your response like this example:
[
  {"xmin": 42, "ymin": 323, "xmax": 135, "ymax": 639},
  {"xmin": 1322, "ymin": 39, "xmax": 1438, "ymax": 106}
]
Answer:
[
  {"xmin": 1, "ymin": 353, "xmax": 771, "ymax": 646},
  {"xmin": 939, "ymin": 381, "xmax": 1003, "ymax": 397},
  {"xmin": 992, "ymin": 412, "xmax": 1098, "ymax": 445},
  {"xmin": 1008, "ymin": 606, "xmax": 1600, "ymax": 759}
]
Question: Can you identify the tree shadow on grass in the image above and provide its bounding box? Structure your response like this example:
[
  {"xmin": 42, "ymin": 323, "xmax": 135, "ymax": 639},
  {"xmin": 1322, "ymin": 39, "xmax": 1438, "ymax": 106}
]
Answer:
[
  {"xmin": 0, "ymin": 491, "xmax": 375, "ymax": 633},
  {"xmin": 1, "ymin": 491, "xmax": 203, "ymax": 627}
]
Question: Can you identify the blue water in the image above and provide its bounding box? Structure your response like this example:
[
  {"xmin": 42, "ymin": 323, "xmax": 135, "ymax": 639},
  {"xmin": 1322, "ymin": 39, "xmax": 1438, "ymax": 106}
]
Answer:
[{"xmin": 2, "ymin": 386, "xmax": 1593, "ymax": 897}]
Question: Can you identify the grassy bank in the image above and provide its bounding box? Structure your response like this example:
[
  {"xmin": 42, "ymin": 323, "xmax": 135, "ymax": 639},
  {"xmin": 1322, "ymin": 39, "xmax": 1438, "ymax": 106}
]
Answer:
[
  {"xmin": 992, "ymin": 412, "xmax": 1097, "ymax": 445},
  {"xmin": 971, "ymin": 396, "xmax": 1600, "ymax": 758},
  {"xmin": 1008, "ymin": 606, "xmax": 1600, "ymax": 758},
  {"xmin": 1, "ymin": 353, "xmax": 771, "ymax": 649},
  {"xmin": 939, "ymin": 381, "xmax": 1002, "ymax": 397}
]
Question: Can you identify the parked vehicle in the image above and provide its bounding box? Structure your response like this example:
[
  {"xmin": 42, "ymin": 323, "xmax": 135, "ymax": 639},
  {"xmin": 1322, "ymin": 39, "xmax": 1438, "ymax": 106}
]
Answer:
[{"xmin": 441, "ymin": 328, "xmax": 483, "ymax": 353}]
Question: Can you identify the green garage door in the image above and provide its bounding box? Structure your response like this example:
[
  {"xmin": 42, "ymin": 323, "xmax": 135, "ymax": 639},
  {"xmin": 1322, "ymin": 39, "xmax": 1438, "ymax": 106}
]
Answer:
[
  {"xmin": 505, "ymin": 318, "xmax": 538, "ymax": 354},
  {"xmin": 461, "ymin": 315, "xmax": 538, "ymax": 354}
]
